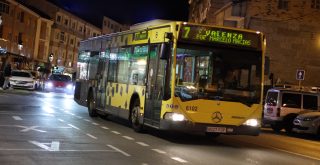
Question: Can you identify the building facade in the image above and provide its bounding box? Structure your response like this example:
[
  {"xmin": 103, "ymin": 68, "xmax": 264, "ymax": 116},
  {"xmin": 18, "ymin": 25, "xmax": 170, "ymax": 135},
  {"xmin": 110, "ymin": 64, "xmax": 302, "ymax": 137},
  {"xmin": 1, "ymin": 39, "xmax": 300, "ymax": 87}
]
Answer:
[
  {"xmin": 102, "ymin": 16, "xmax": 129, "ymax": 34},
  {"xmin": 189, "ymin": 0, "xmax": 320, "ymax": 86},
  {"xmin": 21, "ymin": 0, "xmax": 101, "ymax": 73},
  {"xmin": 0, "ymin": 0, "xmax": 53, "ymax": 70}
]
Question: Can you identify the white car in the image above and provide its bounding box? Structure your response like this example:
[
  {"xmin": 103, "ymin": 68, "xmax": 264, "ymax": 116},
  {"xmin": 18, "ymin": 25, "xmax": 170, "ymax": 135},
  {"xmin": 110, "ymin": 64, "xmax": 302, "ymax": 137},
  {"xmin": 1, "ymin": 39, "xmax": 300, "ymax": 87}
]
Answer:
[
  {"xmin": 9, "ymin": 70, "xmax": 36, "ymax": 90},
  {"xmin": 293, "ymin": 112, "xmax": 320, "ymax": 138}
]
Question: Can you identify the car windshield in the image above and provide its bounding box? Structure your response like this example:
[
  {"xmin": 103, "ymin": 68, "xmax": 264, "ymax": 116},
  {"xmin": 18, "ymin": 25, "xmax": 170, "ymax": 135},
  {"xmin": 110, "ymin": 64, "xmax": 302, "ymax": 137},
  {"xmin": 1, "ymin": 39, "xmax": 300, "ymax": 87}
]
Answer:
[
  {"xmin": 174, "ymin": 45, "xmax": 262, "ymax": 106},
  {"xmin": 49, "ymin": 74, "xmax": 72, "ymax": 82},
  {"xmin": 12, "ymin": 71, "xmax": 32, "ymax": 77}
]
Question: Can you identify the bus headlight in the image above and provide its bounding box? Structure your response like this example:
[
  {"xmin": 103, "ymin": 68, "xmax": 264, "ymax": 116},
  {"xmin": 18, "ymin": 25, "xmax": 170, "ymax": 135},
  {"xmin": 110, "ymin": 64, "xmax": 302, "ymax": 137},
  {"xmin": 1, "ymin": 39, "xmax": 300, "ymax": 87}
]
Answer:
[
  {"xmin": 164, "ymin": 112, "xmax": 185, "ymax": 121},
  {"xmin": 243, "ymin": 119, "xmax": 259, "ymax": 127}
]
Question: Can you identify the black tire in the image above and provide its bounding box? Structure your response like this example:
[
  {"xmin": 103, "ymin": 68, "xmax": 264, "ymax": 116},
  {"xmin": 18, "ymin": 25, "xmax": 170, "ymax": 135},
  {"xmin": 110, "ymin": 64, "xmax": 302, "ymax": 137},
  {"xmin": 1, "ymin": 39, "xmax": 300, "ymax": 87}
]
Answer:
[
  {"xmin": 271, "ymin": 124, "xmax": 282, "ymax": 132},
  {"xmin": 130, "ymin": 99, "xmax": 144, "ymax": 132},
  {"xmin": 284, "ymin": 116, "xmax": 296, "ymax": 134},
  {"xmin": 88, "ymin": 91, "xmax": 98, "ymax": 117}
]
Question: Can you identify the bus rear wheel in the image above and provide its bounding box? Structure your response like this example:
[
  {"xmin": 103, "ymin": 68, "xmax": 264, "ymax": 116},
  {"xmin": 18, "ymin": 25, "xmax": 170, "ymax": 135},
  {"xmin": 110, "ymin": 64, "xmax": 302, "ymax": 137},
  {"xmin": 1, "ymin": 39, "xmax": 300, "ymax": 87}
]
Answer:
[
  {"xmin": 131, "ymin": 99, "xmax": 144, "ymax": 132},
  {"xmin": 88, "ymin": 91, "xmax": 98, "ymax": 117}
]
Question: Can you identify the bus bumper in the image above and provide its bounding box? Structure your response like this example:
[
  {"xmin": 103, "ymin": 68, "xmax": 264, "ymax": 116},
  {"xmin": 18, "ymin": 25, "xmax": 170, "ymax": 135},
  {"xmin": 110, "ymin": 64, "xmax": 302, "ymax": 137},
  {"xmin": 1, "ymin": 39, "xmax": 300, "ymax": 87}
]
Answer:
[{"xmin": 159, "ymin": 120, "xmax": 260, "ymax": 136}]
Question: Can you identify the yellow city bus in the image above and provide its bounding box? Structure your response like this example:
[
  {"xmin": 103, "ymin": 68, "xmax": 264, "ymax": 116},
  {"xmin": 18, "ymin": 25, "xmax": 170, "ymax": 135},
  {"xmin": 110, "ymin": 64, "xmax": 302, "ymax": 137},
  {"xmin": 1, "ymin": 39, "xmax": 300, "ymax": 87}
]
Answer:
[{"xmin": 74, "ymin": 20, "xmax": 266, "ymax": 136}]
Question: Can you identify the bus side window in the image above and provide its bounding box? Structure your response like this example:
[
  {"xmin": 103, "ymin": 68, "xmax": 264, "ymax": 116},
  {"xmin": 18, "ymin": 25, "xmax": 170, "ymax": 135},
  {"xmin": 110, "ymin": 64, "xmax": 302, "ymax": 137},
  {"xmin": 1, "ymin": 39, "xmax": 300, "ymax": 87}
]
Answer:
[{"xmin": 131, "ymin": 73, "xmax": 138, "ymax": 85}]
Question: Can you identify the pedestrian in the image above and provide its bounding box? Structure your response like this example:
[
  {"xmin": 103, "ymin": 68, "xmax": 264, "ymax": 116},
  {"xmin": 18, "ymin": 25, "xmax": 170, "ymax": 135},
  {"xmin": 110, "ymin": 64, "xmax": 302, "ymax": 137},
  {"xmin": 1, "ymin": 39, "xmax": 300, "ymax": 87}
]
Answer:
[{"xmin": 2, "ymin": 62, "xmax": 12, "ymax": 90}]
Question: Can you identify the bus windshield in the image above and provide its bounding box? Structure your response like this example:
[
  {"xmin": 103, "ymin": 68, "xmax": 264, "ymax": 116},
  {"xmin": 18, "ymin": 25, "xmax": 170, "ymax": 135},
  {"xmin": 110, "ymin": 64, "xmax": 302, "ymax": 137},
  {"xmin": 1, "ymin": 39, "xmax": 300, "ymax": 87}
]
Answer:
[{"xmin": 175, "ymin": 45, "xmax": 262, "ymax": 106}]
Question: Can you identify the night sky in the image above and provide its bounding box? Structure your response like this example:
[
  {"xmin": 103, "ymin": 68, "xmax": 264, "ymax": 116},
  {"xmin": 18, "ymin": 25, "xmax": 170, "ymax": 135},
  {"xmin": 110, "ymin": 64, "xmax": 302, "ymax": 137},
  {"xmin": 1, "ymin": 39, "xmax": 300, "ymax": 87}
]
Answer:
[{"xmin": 47, "ymin": 0, "xmax": 190, "ymax": 28}]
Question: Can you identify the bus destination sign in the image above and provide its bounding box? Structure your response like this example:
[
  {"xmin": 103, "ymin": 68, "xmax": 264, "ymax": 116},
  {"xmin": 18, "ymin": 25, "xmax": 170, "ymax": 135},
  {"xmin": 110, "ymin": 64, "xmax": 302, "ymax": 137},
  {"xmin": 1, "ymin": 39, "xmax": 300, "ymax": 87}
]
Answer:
[{"xmin": 179, "ymin": 25, "xmax": 261, "ymax": 49}]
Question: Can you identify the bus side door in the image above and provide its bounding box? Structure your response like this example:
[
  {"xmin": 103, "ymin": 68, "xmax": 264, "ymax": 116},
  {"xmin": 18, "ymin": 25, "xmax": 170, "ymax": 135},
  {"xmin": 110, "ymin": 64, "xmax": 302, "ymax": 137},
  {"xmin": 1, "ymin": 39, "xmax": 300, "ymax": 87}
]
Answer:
[
  {"xmin": 96, "ymin": 58, "xmax": 109, "ymax": 109},
  {"xmin": 144, "ymin": 45, "xmax": 165, "ymax": 126}
]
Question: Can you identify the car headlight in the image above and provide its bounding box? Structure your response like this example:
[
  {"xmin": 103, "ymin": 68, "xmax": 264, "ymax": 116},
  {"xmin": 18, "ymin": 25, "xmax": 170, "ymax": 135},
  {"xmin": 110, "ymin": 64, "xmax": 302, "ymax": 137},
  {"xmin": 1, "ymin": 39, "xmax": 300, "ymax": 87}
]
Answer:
[
  {"xmin": 164, "ymin": 112, "xmax": 185, "ymax": 121},
  {"xmin": 303, "ymin": 116, "xmax": 318, "ymax": 121},
  {"xmin": 243, "ymin": 119, "xmax": 259, "ymax": 127},
  {"xmin": 66, "ymin": 84, "xmax": 73, "ymax": 89},
  {"xmin": 46, "ymin": 82, "xmax": 53, "ymax": 88}
]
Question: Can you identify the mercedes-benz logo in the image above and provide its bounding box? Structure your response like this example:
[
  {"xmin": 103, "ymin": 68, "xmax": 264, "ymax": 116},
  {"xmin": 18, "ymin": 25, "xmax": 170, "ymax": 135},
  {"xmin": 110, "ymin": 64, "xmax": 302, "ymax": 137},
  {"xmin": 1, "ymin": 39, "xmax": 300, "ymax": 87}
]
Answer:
[{"xmin": 211, "ymin": 111, "xmax": 223, "ymax": 123}]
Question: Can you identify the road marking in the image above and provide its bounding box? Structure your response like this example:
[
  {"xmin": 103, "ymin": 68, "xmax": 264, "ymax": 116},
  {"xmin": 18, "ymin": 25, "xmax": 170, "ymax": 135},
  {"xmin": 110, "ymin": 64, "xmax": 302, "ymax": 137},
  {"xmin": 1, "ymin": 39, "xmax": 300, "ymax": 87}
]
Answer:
[
  {"xmin": 29, "ymin": 141, "xmax": 60, "ymax": 151},
  {"xmin": 58, "ymin": 119, "xmax": 64, "ymax": 122},
  {"xmin": 50, "ymin": 141, "xmax": 60, "ymax": 151},
  {"xmin": 171, "ymin": 157, "xmax": 188, "ymax": 163},
  {"xmin": 111, "ymin": 131, "xmax": 121, "ymax": 135},
  {"xmin": 68, "ymin": 124, "xmax": 80, "ymax": 130},
  {"xmin": 0, "ymin": 148, "xmax": 117, "ymax": 152},
  {"xmin": 101, "ymin": 126, "xmax": 109, "ymax": 130},
  {"xmin": 18, "ymin": 126, "xmax": 46, "ymax": 133},
  {"xmin": 107, "ymin": 144, "xmax": 131, "ymax": 157},
  {"xmin": 92, "ymin": 122, "xmax": 99, "ymax": 126},
  {"xmin": 233, "ymin": 137, "xmax": 320, "ymax": 161},
  {"xmin": 12, "ymin": 116, "xmax": 22, "ymax": 120},
  {"xmin": 76, "ymin": 116, "xmax": 83, "ymax": 119},
  {"xmin": 136, "ymin": 142, "xmax": 149, "ymax": 147},
  {"xmin": 84, "ymin": 119, "xmax": 91, "ymax": 122},
  {"xmin": 86, "ymin": 133, "xmax": 97, "ymax": 139},
  {"xmin": 122, "ymin": 136, "xmax": 134, "ymax": 140},
  {"xmin": 152, "ymin": 149, "xmax": 166, "ymax": 154}
]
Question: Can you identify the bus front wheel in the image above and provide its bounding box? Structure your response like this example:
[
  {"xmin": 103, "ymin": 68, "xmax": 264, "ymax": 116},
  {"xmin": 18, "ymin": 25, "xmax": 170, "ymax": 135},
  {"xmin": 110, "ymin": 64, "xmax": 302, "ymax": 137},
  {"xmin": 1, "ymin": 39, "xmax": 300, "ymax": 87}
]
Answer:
[
  {"xmin": 131, "ymin": 99, "xmax": 143, "ymax": 132},
  {"xmin": 88, "ymin": 91, "xmax": 98, "ymax": 117}
]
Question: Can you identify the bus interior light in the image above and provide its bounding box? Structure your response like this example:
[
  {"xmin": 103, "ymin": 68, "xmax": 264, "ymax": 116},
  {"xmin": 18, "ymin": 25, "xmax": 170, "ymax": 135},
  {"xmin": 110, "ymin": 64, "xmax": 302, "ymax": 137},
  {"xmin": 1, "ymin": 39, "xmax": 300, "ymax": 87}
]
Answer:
[{"xmin": 243, "ymin": 119, "xmax": 259, "ymax": 127}]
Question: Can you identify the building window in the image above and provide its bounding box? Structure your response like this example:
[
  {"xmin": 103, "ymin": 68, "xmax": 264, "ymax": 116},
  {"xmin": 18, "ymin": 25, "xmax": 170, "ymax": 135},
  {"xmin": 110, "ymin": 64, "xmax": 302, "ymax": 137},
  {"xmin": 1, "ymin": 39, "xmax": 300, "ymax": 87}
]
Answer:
[
  {"xmin": 311, "ymin": 0, "xmax": 320, "ymax": 9},
  {"xmin": 57, "ymin": 15, "xmax": 61, "ymax": 22},
  {"xmin": 20, "ymin": 12, "xmax": 24, "ymax": 22},
  {"xmin": 278, "ymin": 0, "xmax": 289, "ymax": 10},
  {"xmin": 56, "ymin": 33, "xmax": 59, "ymax": 40},
  {"xmin": 70, "ymin": 38, "xmax": 74, "ymax": 45},
  {"xmin": 60, "ymin": 32, "xmax": 65, "ymax": 42},
  {"xmin": 72, "ymin": 22, "xmax": 75, "ymax": 29},
  {"xmin": 79, "ymin": 26, "xmax": 83, "ymax": 32},
  {"xmin": 0, "ymin": 1, "xmax": 10, "ymax": 14},
  {"xmin": 64, "ymin": 19, "xmax": 69, "ymax": 26},
  {"xmin": 18, "ymin": 32, "xmax": 23, "ymax": 45}
]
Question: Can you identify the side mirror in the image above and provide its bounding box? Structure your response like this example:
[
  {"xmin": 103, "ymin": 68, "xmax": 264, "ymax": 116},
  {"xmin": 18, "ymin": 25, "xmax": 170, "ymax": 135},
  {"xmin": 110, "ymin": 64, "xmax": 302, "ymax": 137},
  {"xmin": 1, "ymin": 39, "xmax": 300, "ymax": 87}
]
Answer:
[{"xmin": 160, "ymin": 42, "xmax": 172, "ymax": 60}]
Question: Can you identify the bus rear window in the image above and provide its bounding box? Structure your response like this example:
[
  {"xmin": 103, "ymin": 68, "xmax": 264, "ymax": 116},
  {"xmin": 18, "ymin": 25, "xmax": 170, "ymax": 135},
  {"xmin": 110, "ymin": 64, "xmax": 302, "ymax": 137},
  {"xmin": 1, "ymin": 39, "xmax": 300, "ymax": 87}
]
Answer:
[{"xmin": 266, "ymin": 91, "xmax": 278, "ymax": 106}]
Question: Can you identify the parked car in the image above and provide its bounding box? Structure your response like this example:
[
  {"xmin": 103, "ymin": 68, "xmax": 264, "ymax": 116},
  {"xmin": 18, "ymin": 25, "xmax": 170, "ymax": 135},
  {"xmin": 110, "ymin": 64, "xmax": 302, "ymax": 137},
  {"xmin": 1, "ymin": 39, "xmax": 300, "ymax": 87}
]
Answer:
[
  {"xmin": 293, "ymin": 112, "xmax": 320, "ymax": 138},
  {"xmin": 263, "ymin": 86, "xmax": 320, "ymax": 133},
  {"xmin": 44, "ymin": 74, "xmax": 74, "ymax": 94},
  {"xmin": 9, "ymin": 70, "xmax": 36, "ymax": 90}
]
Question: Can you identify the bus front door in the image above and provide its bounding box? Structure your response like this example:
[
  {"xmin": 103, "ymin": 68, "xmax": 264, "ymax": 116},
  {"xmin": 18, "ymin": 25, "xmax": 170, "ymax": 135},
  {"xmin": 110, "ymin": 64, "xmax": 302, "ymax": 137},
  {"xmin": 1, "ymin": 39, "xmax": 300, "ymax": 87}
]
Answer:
[
  {"xmin": 96, "ymin": 59, "xmax": 109, "ymax": 110},
  {"xmin": 144, "ymin": 45, "xmax": 165, "ymax": 127}
]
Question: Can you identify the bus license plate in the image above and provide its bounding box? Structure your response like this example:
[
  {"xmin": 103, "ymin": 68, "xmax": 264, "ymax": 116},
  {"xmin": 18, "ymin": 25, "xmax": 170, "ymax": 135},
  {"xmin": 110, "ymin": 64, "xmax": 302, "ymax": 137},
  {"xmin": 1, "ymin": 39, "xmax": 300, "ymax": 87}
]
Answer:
[{"xmin": 206, "ymin": 127, "xmax": 226, "ymax": 133}]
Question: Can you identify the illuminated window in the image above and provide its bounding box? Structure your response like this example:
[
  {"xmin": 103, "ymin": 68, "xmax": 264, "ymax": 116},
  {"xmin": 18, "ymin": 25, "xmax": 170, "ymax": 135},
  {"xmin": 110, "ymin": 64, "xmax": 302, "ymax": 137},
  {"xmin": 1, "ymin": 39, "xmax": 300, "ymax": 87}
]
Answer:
[
  {"xmin": 278, "ymin": 0, "xmax": 288, "ymax": 10},
  {"xmin": 311, "ymin": 0, "xmax": 320, "ymax": 9}
]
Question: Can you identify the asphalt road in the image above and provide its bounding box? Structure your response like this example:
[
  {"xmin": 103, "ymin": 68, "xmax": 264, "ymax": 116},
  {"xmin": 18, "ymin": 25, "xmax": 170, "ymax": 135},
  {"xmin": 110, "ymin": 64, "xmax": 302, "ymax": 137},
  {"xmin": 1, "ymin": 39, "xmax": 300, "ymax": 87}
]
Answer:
[{"xmin": 0, "ymin": 89, "xmax": 319, "ymax": 165}]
